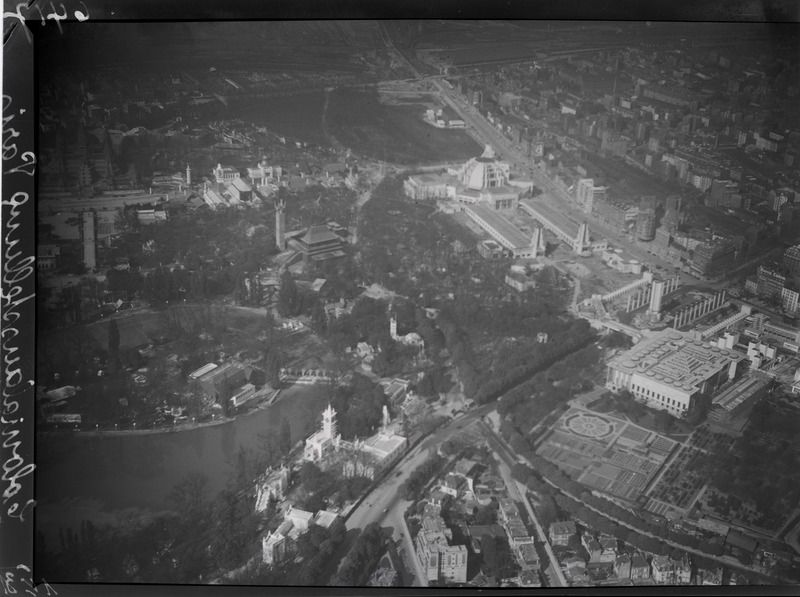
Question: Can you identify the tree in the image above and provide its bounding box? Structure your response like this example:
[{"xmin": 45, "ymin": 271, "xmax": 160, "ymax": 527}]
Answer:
[
  {"xmin": 299, "ymin": 462, "xmax": 334, "ymax": 494},
  {"xmin": 263, "ymin": 309, "xmax": 277, "ymax": 336},
  {"xmin": 474, "ymin": 504, "xmax": 497, "ymax": 525},
  {"xmin": 108, "ymin": 319, "xmax": 121, "ymax": 362},
  {"xmin": 264, "ymin": 348, "xmax": 282, "ymax": 388},
  {"xmin": 311, "ymin": 300, "xmax": 328, "ymax": 335},
  {"xmin": 278, "ymin": 270, "xmax": 300, "ymax": 317},
  {"xmin": 416, "ymin": 373, "xmax": 436, "ymax": 397},
  {"xmin": 279, "ymin": 418, "xmax": 292, "ymax": 454},
  {"xmin": 481, "ymin": 535, "xmax": 498, "ymax": 576},
  {"xmin": 654, "ymin": 409, "xmax": 675, "ymax": 434},
  {"xmin": 168, "ymin": 471, "xmax": 209, "ymax": 522}
]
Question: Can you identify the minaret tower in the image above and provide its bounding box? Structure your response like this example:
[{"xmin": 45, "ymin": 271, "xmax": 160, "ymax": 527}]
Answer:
[
  {"xmin": 322, "ymin": 404, "xmax": 338, "ymax": 440},
  {"xmin": 275, "ymin": 199, "xmax": 286, "ymax": 251},
  {"xmin": 186, "ymin": 164, "xmax": 192, "ymax": 186}
]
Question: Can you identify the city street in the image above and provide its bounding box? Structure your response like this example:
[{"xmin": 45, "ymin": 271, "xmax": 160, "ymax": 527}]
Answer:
[
  {"xmin": 481, "ymin": 421, "xmax": 567, "ymax": 587},
  {"xmin": 343, "ymin": 404, "xmax": 494, "ymax": 585},
  {"xmin": 387, "ymin": 42, "xmax": 695, "ymax": 280},
  {"xmin": 344, "ymin": 444, "xmax": 431, "ymax": 585}
]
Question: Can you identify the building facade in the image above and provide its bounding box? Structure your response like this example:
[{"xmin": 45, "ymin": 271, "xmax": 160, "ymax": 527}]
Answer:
[
  {"xmin": 756, "ymin": 264, "xmax": 787, "ymax": 298},
  {"xmin": 416, "ymin": 523, "xmax": 468, "ymax": 584},
  {"xmin": 606, "ymin": 330, "xmax": 743, "ymax": 417},
  {"xmin": 783, "ymin": 244, "xmax": 800, "ymax": 277},
  {"xmin": 575, "ymin": 178, "xmax": 607, "ymax": 214},
  {"xmin": 303, "ymin": 404, "xmax": 341, "ymax": 462}
]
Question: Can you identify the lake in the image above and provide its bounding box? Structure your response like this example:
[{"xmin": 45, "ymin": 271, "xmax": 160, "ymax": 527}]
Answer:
[{"xmin": 35, "ymin": 384, "xmax": 329, "ymax": 538}]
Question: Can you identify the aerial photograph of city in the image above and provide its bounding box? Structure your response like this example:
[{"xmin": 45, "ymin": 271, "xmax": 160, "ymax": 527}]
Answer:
[{"xmin": 31, "ymin": 18, "xmax": 800, "ymax": 590}]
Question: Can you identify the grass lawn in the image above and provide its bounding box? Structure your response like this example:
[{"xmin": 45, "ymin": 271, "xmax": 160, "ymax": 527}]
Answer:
[
  {"xmin": 236, "ymin": 92, "xmax": 328, "ymax": 145},
  {"xmin": 233, "ymin": 87, "xmax": 481, "ymax": 165},
  {"xmin": 328, "ymin": 89, "xmax": 480, "ymax": 165}
]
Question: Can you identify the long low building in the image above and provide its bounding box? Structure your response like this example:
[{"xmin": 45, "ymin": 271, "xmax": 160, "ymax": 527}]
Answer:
[
  {"xmin": 464, "ymin": 205, "xmax": 538, "ymax": 258},
  {"xmin": 707, "ymin": 372, "xmax": 770, "ymax": 434},
  {"xmin": 606, "ymin": 330, "xmax": 744, "ymax": 417}
]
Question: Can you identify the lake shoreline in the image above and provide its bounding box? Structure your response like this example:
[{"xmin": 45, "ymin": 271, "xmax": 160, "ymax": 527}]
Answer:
[{"xmin": 39, "ymin": 387, "xmax": 287, "ymax": 440}]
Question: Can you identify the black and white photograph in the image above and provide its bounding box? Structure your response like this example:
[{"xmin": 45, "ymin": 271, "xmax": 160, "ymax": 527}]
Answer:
[{"xmin": 4, "ymin": 3, "xmax": 800, "ymax": 594}]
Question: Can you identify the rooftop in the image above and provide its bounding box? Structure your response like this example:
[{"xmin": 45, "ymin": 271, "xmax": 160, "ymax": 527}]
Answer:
[
  {"xmin": 230, "ymin": 177, "xmax": 252, "ymax": 192},
  {"xmin": 197, "ymin": 361, "xmax": 246, "ymax": 384},
  {"xmin": 313, "ymin": 510, "xmax": 339, "ymax": 529},
  {"xmin": 519, "ymin": 197, "xmax": 580, "ymax": 239},
  {"xmin": 286, "ymin": 507, "xmax": 314, "ymax": 523},
  {"xmin": 607, "ymin": 330, "xmax": 743, "ymax": 395},
  {"xmin": 712, "ymin": 372, "xmax": 770, "ymax": 411},
  {"xmin": 467, "ymin": 524, "xmax": 506, "ymax": 540},
  {"xmin": 550, "ymin": 520, "xmax": 576, "ymax": 535},
  {"xmin": 189, "ymin": 362, "xmax": 218, "ymax": 379},
  {"xmin": 362, "ymin": 431, "xmax": 407, "ymax": 459},
  {"xmin": 299, "ymin": 225, "xmax": 342, "ymax": 246},
  {"xmin": 465, "ymin": 205, "xmax": 531, "ymax": 249},
  {"xmin": 409, "ymin": 172, "xmax": 455, "ymax": 185}
]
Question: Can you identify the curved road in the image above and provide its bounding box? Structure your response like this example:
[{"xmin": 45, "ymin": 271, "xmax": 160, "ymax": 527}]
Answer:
[{"xmin": 344, "ymin": 405, "xmax": 494, "ymax": 585}]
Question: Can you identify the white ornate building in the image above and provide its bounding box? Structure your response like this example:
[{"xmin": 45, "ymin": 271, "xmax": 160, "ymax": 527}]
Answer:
[
  {"xmin": 403, "ymin": 145, "xmax": 525, "ymax": 211},
  {"xmin": 390, "ymin": 314, "xmax": 425, "ymax": 351},
  {"xmin": 302, "ymin": 404, "xmax": 407, "ymax": 478},
  {"xmin": 303, "ymin": 404, "xmax": 341, "ymax": 462},
  {"xmin": 254, "ymin": 465, "xmax": 290, "ymax": 511}
]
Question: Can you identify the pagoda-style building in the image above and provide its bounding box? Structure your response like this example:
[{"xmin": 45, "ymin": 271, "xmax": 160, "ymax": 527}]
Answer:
[{"xmin": 287, "ymin": 225, "xmax": 346, "ymax": 262}]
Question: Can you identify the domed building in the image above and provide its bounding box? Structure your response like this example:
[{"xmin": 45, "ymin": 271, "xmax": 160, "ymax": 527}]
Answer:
[
  {"xmin": 453, "ymin": 145, "xmax": 523, "ymax": 212},
  {"xmin": 402, "ymin": 145, "xmax": 541, "ymax": 257},
  {"xmin": 460, "ymin": 145, "xmax": 510, "ymax": 191},
  {"xmin": 403, "ymin": 145, "xmax": 528, "ymax": 212}
]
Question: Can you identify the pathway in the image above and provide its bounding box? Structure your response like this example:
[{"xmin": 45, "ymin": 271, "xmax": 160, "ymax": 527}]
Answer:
[
  {"xmin": 487, "ymin": 439, "xmax": 567, "ymax": 587},
  {"xmin": 515, "ymin": 480, "xmax": 570, "ymax": 588}
]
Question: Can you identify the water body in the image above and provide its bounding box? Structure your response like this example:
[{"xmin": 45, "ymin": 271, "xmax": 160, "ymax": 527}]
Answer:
[{"xmin": 35, "ymin": 385, "xmax": 329, "ymax": 537}]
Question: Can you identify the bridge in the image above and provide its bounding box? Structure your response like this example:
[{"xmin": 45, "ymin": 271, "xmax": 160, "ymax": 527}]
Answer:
[
  {"xmin": 579, "ymin": 314, "xmax": 644, "ymax": 343},
  {"xmin": 699, "ymin": 304, "xmax": 752, "ymax": 340}
]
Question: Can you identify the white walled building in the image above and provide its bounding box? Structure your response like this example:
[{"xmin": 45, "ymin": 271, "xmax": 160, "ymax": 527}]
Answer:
[
  {"xmin": 303, "ymin": 404, "xmax": 341, "ymax": 462},
  {"xmin": 254, "ymin": 465, "xmax": 290, "ymax": 511},
  {"xmin": 575, "ymin": 178, "xmax": 607, "ymax": 214},
  {"xmin": 606, "ymin": 330, "xmax": 743, "ymax": 417},
  {"xmin": 302, "ymin": 404, "xmax": 407, "ymax": 474},
  {"xmin": 213, "ymin": 163, "xmax": 240, "ymax": 183}
]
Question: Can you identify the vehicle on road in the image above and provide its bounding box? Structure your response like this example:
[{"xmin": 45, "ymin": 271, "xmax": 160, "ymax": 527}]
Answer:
[{"xmin": 383, "ymin": 508, "xmax": 389, "ymax": 513}]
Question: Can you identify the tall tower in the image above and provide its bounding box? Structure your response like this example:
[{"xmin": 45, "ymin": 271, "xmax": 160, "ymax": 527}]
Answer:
[
  {"xmin": 648, "ymin": 279, "xmax": 666, "ymax": 318},
  {"xmin": 322, "ymin": 404, "xmax": 337, "ymax": 440},
  {"xmin": 636, "ymin": 196, "xmax": 657, "ymax": 241},
  {"xmin": 381, "ymin": 405, "xmax": 390, "ymax": 432},
  {"xmin": 530, "ymin": 226, "xmax": 546, "ymax": 256},
  {"xmin": 81, "ymin": 211, "xmax": 96, "ymax": 271},
  {"xmin": 390, "ymin": 314, "xmax": 398, "ymax": 340},
  {"xmin": 575, "ymin": 222, "xmax": 591, "ymax": 254},
  {"xmin": 275, "ymin": 199, "xmax": 286, "ymax": 251},
  {"xmin": 186, "ymin": 164, "xmax": 192, "ymax": 186}
]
